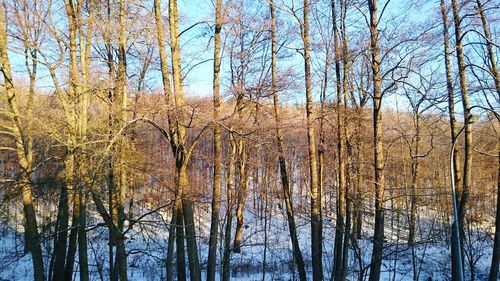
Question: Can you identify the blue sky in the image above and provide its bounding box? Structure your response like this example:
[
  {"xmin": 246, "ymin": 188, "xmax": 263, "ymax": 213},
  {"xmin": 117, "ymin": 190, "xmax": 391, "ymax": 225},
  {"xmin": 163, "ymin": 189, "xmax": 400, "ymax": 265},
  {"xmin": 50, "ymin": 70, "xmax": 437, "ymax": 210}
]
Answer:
[{"xmin": 5, "ymin": 0, "xmax": 497, "ymax": 118}]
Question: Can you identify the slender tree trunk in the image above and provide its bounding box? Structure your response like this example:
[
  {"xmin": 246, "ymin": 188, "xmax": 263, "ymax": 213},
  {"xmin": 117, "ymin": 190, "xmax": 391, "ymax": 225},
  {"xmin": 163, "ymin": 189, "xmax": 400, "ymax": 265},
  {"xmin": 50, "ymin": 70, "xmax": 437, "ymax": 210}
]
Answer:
[
  {"xmin": 108, "ymin": 119, "xmax": 117, "ymax": 281},
  {"xmin": 451, "ymin": 0, "xmax": 472, "ymax": 227},
  {"xmin": 332, "ymin": 1, "xmax": 347, "ymax": 279},
  {"xmin": 475, "ymin": 0, "xmax": 500, "ymax": 99},
  {"xmin": 440, "ymin": 2, "xmax": 463, "ymax": 278},
  {"xmin": 340, "ymin": 4, "xmax": 350, "ymax": 279},
  {"xmin": 341, "ymin": 188, "xmax": 351, "ymax": 281},
  {"xmin": 207, "ymin": 0, "xmax": 223, "ymax": 279},
  {"xmin": 269, "ymin": 1, "xmax": 307, "ymax": 280},
  {"xmin": 51, "ymin": 186, "xmax": 69, "ymax": 281},
  {"xmin": 233, "ymin": 138, "xmax": 248, "ymax": 253},
  {"xmin": 490, "ymin": 146, "xmax": 500, "ymax": 281},
  {"xmin": 367, "ymin": 1, "xmax": 385, "ymax": 281},
  {"xmin": 262, "ymin": 165, "xmax": 269, "ymax": 281},
  {"xmin": 76, "ymin": 1, "xmax": 93, "ymax": 278},
  {"xmin": 175, "ymin": 190, "xmax": 187, "ymax": 281},
  {"xmin": 63, "ymin": 2, "xmax": 81, "ymax": 279},
  {"xmin": 408, "ymin": 114, "xmax": 420, "ymax": 247},
  {"xmin": 153, "ymin": 0, "xmax": 173, "ymax": 101},
  {"xmin": 64, "ymin": 190, "xmax": 79, "ymax": 281},
  {"xmin": 353, "ymin": 117, "xmax": 364, "ymax": 240},
  {"xmin": 302, "ymin": 0, "xmax": 323, "ymax": 279},
  {"xmin": 318, "ymin": 22, "xmax": 328, "ymax": 281},
  {"xmin": 166, "ymin": 206, "xmax": 176, "ymax": 281},
  {"xmin": 450, "ymin": 2, "xmax": 473, "ymax": 280},
  {"xmin": 78, "ymin": 193, "xmax": 89, "ymax": 281},
  {"xmin": 115, "ymin": 1, "xmax": 128, "ymax": 279},
  {"xmin": 222, "ymin": 132, "xmax": 237, "ymax": 281},
  {"xmin": 103, "ymin": 3, "xmax": 117, "ymax": 279}
]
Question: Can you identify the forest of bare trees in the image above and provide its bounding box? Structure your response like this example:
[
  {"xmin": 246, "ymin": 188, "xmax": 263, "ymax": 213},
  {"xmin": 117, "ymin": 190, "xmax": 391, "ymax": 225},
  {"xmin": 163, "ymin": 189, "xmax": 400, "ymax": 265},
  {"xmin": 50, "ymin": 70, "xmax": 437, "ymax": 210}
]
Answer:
[{"xmin": 0, "ymin": 0, "xmax": 499, "ymax": 280}]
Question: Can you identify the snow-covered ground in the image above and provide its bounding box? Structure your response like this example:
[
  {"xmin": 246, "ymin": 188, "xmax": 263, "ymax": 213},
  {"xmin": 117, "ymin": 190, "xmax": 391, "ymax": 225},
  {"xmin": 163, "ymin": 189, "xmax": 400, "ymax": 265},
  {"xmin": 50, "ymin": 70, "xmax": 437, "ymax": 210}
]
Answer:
[{"xmin": 0, "ymin": 196, "xmax": 495, "ymax": 280}]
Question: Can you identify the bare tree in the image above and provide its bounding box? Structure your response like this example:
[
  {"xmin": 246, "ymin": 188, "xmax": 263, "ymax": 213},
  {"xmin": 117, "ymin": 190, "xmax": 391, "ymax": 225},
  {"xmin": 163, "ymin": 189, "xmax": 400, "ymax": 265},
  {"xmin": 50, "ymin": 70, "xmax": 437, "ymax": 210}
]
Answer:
[
  {"xmin": 270, "ymin": 1, "xmax": 307, "ymax": 280},
  {"xmin": 0, "ymin": 4, "xmax": 44, "ymax": 281}
]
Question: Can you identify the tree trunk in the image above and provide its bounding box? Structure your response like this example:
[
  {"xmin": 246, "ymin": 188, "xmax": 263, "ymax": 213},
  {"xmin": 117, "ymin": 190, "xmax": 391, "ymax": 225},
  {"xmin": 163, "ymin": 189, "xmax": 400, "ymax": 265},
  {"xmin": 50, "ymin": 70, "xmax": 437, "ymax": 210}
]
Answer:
[
  {"xmin": 116, "ymin": 1, "xmax": 128, "ymax": 279},
  {"xmin": 408, "ymin": 114, "xmax": 420, "ymax": 247},
  {"xmin": 174, "ymin": 190, "xmax": 187, "ymax": 281},
  {"xmin": 475, "ymin": 0, "xmax": 500, "ymax": 99},
  {"xmin": 233, "ymin": 138, "xmax": 248, "ymax": 253},
  {"xmin": 51, "ymin": 186, "xmax": 69, "ymax": 281},
  {"xmin": 166, "ymin": 206, "xmax": 176, "ymax": 281},
  {"xmin": 63, "ymin": 1, "xmax": 81, "ymax": 279},
  {"xmin": 64, "ymin": 190, "xmax": 79, "ymax": 281},
  {"xmin": 440, "ymin": 2, "xmax": 463, "ymax": 278},
  {"xmin": 340, "ymin": 3, "xmax": 350, "ymax": 279},
  {"xmin": 22, "ymin": 178, "xmax": 45, "ymax": 281},
  {"xmin": 450, "ymin": 1, "xmax": 473, "ymax": 280},
  {"xmin": 367, "ymin": 1, "xmax": 385, "ymax": 281},
  {"xmin": 302, "ymin": 0, "xmax": 323, "ymax": 279},
  {"xmin": 181, "ymin": 175, "xmax": 201, "ymax": 281},
  {"xmin": 78, "ymin": 192, "xmax": 89, "ymax": 281},
  {"xmin": 490, "ymin": 147, "xmax": 500, "ymax": 281},
  {"xmin": 269, "ymin": 1, "xmax": 307, "ymax": 280},
  {"xmin": 207, "ymin": 0, "xmax": 223, "ymax": 279},
  {"xmin": 332, "ymin": 1, "xmax": 347, "ymax": 279},
  {"xmin": 222, "ymin": 131, "xmax": 237, "ymax": 281},
  {"xmin": 262, "ymin": 165, "xmax": 269, "ymax": 281},
  {"xmin": 353, "ymin": 118, "xmax": 364, "ymax": 240}
]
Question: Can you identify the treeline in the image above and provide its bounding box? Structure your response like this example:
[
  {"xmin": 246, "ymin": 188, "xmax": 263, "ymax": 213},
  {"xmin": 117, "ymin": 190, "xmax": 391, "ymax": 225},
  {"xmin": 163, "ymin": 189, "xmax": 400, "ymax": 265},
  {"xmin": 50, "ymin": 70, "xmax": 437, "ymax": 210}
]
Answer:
[{"xmin": 0, "ymin": 0, "xmax": 498, "ymax": 281}]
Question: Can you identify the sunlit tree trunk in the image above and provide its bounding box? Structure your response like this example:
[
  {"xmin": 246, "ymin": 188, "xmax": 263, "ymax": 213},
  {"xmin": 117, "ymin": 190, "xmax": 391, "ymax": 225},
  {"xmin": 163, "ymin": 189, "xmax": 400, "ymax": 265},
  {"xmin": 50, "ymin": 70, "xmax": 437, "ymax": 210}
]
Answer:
[
  {"xmin": 152, "ymin": 1, "xmax": 181, "ymax": 279},
  {"xmin": 340, "ymin": 2, "xmax": 350, "ymax": 279},
  {"xmin": 114, "ymin": 1, "xmax": 128, "ymax": 279},
  {"xmin": 231, "ymin": 27, "xmax": 250, "ymax": 255},
  {"xmin": 367, "ymin": 1, "xmax": 385, "ymax": 281},
  {"xmin": 302, "ymin": 0, "xmax": 323, "ymax": 279},
  {"xmin": 222, "ymin": 132, "xmax": 236, "ymax": 281},
  {"xmin": 232, "ymin": 137, "xmax": 248, "ymax": 253},
  {"xmin": 207, "ymin": 0, "xmax": 223, "ymax": 279},
  {"xmin": 62, "ymin": 1, "xmax": 81, "ymax": 279},
  {"xmin": 300, "ymin": 0, "xmax": 323, "ymax": 280},
  {"xmin": 77, "ymin": 3, "xmax": 93, "ymax": 280},
  {"xmin": 475, "ymin": 0, "xmax": 500, "ymax": 99},
  {"xmin": 168, "ymin": 1, "xmax": 201, "ymax": 279}
]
